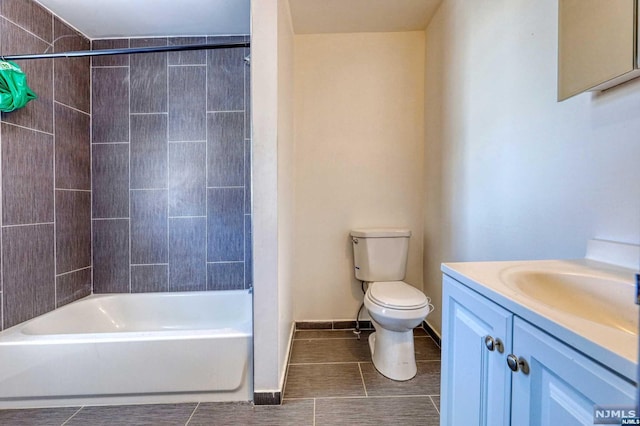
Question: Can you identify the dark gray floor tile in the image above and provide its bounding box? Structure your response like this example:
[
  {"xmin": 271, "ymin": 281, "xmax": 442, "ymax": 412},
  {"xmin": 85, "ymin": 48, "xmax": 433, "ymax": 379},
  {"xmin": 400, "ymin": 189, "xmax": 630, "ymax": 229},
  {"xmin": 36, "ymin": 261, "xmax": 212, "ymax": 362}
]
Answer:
[
  {"xmin": 92, "ymin": 67, "xmax": 129, "ymax": 142},
  {"xmin": 66, "ymin": 403, "xmax": 196, "ymax": 426},
  {"xmin": 430, "ymin": 395, "xmax": 440, "ymax": 413},
  {"xmin": 131, "ymin": 114, "xmax": 168, "ymax": 189},
  {"xmin": 315, "ymin": 396, "xmax": 439, "ymax": 426},
  {"xmin": 189, "ymin": 400, "xmax": 313, "ymax": 426},
  {"xmin": 91, "ymin": 143, "xmax": 129, "ymax": 218},
  {"xmin": 0, "ymin": 406, "xmax": 79, "ymax": 426},
  {"xmin": 168, "ymin": 66, "xmax": 206, "ymax": 141},
  {"xmin": 295, "ymin": 321, "xmax": 333, "ymax": 330},
  {"xmin": 55, "ymin": 104, "xmax": 90, "ymax": 190},
  {"xmin": 1, "ymin": 123, "xmax": 54, "ymax": 225},
  {"xmin": 294, "ymin": 329, "xmax": 372, "ymax": 340},
  {"xmin": 207, "ymin": 262, "xmax": 244, "ymax": 290},
  {"xmin": 131, "ymin": 265, "xmax": 168, "ymax": 293},
  {"xmin": 361, "ymin": 360, "xmax": 440, "ymax": 396},
  {"xmin": 290, "ymin": 336, "xmax": 371, "ymax": 364},
  {"xmin": 285, "ymin": 363, "xmax": 365, "ymax": 399},
  {"xmin": 414, "ymin": 337, "xmax": 441, "ymax": 361},
  {"xmin": 56, "ymin": 268, "xmax": 91, "ymax": 307}
]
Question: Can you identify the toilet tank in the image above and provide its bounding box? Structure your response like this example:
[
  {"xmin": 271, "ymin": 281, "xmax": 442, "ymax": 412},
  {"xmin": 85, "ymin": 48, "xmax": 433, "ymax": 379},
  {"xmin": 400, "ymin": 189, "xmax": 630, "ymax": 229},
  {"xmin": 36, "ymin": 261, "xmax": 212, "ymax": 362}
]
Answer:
[{"xmin": 350, "ymin": 228, "xmax": 411, "ymax": 282}]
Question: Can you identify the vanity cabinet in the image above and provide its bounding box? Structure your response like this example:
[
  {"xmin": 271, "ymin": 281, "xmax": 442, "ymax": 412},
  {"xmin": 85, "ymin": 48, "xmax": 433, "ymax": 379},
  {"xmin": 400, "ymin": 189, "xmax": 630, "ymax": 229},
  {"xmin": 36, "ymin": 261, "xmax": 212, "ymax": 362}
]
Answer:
[{"xmin": 441, "ymin": 275, "xmax": 636, "ymax": 426}]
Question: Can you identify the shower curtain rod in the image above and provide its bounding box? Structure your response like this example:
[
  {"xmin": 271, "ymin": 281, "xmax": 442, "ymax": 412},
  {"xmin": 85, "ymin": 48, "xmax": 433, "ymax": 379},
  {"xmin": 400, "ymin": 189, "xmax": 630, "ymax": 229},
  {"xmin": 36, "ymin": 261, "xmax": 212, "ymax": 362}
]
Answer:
[{"xmin": 1, "ymin": 41, "xmax": 250, "ymax": 61}]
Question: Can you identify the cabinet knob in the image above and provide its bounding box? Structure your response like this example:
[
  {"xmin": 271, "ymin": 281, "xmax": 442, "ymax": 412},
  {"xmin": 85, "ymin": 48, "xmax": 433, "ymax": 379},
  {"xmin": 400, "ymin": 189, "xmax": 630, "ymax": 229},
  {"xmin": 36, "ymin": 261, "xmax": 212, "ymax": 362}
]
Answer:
[
  {"xmin": 484, "ymin": 335, "xmax": 504, "ymax": 353},
  {"xmin": 506, "ymin": 354, "xmax": 530, "ymax": 375}
]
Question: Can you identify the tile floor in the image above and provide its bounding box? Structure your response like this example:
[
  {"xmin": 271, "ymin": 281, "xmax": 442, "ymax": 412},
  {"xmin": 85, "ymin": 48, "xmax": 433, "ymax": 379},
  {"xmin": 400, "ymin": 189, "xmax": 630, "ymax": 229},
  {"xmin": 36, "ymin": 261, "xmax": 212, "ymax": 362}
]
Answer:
[{"xmin": 0, "ymin": 328, "xmax": 440, "ymax": 425}]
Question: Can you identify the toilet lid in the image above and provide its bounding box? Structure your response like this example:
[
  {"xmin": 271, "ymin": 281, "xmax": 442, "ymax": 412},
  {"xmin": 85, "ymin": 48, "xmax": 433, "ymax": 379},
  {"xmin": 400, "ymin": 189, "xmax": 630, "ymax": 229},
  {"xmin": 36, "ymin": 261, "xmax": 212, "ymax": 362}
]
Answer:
[{"xmin": 368, "ymin": 281, "xmax": 428, "ymax": 310}]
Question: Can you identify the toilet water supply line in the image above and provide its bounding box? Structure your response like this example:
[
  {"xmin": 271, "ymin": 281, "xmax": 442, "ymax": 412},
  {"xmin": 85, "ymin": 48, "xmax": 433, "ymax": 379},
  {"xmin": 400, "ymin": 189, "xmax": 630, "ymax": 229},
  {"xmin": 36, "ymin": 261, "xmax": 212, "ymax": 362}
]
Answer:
[{"xmin": 353, "ymin": 281, "xmax": 368, "ymax": 340}]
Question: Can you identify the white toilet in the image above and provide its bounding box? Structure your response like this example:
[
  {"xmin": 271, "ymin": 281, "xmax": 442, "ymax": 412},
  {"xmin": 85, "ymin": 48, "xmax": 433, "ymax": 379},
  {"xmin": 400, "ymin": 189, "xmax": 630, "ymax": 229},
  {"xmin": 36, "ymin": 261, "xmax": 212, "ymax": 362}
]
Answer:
[{"xmin": 350, "ymin": 228, "xmax": 433, "ymax": 381}]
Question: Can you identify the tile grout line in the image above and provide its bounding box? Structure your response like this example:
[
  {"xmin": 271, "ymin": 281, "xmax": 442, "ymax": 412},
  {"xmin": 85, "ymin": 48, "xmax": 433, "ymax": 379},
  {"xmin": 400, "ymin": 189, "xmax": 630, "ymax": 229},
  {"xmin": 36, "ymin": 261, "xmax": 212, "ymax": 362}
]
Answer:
[
  {"xmin": 184, "ymin": 401, "xmax": 199, "ymax": 425},
  {"xmin": 357, "ymin": 362, "xmax": 368, "ymax": 397},
  {"xmin": 60, "ymin": 405, "xmax": 83, "ymax": 425},
  {"xmin": 429, "ymin": 395, "xmax": 440, "ymax": 415},
  {"xmin": 284, "ymin": 394, "xmax": 441, "ymax": 401},
  {"xmin": 313, "ymin": 398, "xmax": 316, "ymax": 426}
]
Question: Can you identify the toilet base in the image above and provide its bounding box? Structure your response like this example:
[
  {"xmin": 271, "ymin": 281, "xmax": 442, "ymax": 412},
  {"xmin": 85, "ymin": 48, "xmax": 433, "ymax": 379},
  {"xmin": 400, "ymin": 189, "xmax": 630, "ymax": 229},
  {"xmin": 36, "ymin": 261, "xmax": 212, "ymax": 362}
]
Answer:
[{"xmin": 368, "ymin": 325, "xmax": 417, "ymax": 381}]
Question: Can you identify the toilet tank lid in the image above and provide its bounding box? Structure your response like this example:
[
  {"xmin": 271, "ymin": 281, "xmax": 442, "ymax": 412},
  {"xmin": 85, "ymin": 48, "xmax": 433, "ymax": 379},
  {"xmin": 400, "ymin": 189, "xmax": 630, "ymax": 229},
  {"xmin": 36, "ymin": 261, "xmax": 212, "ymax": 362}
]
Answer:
[{"xmin": 350, "ymin": 228, "xmax": 411, "ymax": 238}]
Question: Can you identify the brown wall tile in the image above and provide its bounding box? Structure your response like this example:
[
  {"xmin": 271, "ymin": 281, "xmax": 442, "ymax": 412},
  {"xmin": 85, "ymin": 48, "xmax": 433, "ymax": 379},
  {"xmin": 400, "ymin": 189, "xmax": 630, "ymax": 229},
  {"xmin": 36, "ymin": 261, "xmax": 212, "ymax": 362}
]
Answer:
[
  {"xmin": 207, "ymin": 36, "xmax": 245, "ymax": 111},
  {"xmin": 2, "ymin": 224, "xmax": 55, "ymax": 329},
  {"xmin": 92, "ymin": 39, "xmax": 129, "ymax": 67},
  {"xmin": 169, "ymin": 217, "xmax": 206, "ymax": 291},
  {"xmin": 131, "ymin": 265, "xmax": 168, "ymax": 293},
  {"xmin": 207, "ymin": 188, "xmax": 244, "ymax": 262},
  {"xmin": 2, "ymin": 123, "xmax": 54, "ymax": 225},
  {"xmin": 92, "ymin": 143, "xmax": 129, "ymax": 218},
  {"xmin": 131, "ymin": 114, "xmax": 167, "ymax": 189},
  {"xmin": 92, "ymin": 67, "xmax": 129, "ymax": 142},
  {"xmin": 168, "ymin": 142, "xmax": 206, "ymax": 216},
  {"xmin": 92, "ymin": 219, "xmax": 129, "ymax": 293},
  {"xmin": 131, "ymin": 190, "xmax": 168, "ymax": 264},
  {"xmin": 1, "ymin": 0, "xmax": 52, "ymax": 43},
  {"xmin": 168, "ymin": 66, "xmax": 206, "ymax": 141},
  {"xmin": 56, "ymin": 268, "xmax": 91, "ymax": 307},
  {"xmin": 130, "ymin": 38, "xmax": 167, "ymax": 113},
  {"xmin": 0, "ymin": 18, "xmax": 53, "ymax": 133},
  {"xmin": 55, "ymin": 103, "xmax": 90, "ymax": 190},
  {"xmin": 207, "ymin": 112, "xmax": 244, "ymax": 187},
  {"xmin": 55, "ymin": 190, "xmax": 91, "ymax": 274},
  {"xmin": 54, "ymin": 19, "xmax": 90, "ymax": 113}
]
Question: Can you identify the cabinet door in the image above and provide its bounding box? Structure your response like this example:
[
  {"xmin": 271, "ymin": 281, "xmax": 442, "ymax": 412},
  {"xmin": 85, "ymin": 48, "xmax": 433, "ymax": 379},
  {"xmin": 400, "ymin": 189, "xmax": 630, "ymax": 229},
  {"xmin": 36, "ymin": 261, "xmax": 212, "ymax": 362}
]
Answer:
[
  {"xmin": 511, "ymin": 318, "xmax": 635, "ymax": 426},
  {"xmin": 441, "ymin": 276, "xmax": 513, "ymax": 426}
]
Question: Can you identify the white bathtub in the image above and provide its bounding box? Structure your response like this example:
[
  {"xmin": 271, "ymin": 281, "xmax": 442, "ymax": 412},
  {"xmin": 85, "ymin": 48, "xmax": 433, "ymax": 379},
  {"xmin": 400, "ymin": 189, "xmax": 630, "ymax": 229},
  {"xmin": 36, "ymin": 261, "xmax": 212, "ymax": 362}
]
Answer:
[{"xmin": 0, "ymin": 290, "xmax": 252, "ymax": 408}]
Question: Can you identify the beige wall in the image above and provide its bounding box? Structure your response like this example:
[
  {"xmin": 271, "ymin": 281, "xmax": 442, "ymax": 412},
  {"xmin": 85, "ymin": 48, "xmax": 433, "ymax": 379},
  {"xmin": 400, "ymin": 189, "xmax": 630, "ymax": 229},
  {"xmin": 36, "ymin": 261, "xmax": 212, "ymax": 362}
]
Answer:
[
  {"xmin": 424, "ymin": 0, "xmax": 640, "ymax": 335},
  {"xmin": 276, "ymin": 0, "xmax": 296, "ymax": 389},
  {"xmin": 293, "ymin": 32, "xmax": 426, "ymax": 321}
]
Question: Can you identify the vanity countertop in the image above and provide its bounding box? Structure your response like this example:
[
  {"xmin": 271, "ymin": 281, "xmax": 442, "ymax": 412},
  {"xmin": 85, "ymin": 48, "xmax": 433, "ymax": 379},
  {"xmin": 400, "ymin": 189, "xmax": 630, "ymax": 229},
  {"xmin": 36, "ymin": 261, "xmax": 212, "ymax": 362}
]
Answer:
[{"xmin": 442, "ymin": 258, "xmax": 638, "ymax": 382}]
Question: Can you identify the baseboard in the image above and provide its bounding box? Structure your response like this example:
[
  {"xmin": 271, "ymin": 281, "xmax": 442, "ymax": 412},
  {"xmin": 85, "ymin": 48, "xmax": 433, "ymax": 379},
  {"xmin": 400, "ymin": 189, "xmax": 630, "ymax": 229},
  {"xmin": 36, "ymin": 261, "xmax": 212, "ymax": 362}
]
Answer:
[
  {"xmin": 253, "ymin": 391, "xmax": 281, "ymax": 405},
  {"xmin": 422, "ymin": 320, "xmax": 441, "ymax": 347},
  {"xmin": 295, "ymin": 320, "xmax": 373, "ymax": 330}
]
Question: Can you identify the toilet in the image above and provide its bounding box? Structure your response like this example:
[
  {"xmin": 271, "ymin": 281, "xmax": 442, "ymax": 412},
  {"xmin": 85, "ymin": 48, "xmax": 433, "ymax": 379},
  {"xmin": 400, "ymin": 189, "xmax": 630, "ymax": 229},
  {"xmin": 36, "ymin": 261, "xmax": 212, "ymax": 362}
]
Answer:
[{"xmin": 350, "ymin": 228, "xmax": 433, "ymax": 381}]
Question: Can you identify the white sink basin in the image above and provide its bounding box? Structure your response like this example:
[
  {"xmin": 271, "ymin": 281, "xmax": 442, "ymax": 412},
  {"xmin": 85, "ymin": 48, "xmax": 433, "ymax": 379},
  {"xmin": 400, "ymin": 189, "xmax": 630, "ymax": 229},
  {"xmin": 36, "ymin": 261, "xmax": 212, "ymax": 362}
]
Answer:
[{"xmin": 502, "ymin": 270, "xmax": 638, "ymax": 336}]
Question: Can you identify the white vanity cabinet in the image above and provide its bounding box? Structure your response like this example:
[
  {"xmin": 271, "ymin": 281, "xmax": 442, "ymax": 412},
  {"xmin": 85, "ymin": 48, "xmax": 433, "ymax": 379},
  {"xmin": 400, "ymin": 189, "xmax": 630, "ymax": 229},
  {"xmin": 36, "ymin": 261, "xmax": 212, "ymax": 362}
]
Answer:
[{"xmin": 441, "ymin": 275, "xmax": 636, "ymax": 426}]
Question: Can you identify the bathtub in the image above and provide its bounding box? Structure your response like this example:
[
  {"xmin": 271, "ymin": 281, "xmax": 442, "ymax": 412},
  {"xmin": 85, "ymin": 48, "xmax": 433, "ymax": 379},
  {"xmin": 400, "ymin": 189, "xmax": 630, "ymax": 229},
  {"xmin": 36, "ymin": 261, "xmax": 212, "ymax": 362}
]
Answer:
[{"xmin": 0, "ymin": 290, "xmax": 252, "ymax": 408}]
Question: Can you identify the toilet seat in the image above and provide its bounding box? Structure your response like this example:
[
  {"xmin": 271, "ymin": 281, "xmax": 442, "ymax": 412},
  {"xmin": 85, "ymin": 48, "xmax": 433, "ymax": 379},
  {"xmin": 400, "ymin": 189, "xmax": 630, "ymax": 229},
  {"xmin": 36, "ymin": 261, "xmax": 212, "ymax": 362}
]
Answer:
[{"xmin": 367, "ymin": 281, "xmax": 428, "ymax": 310}]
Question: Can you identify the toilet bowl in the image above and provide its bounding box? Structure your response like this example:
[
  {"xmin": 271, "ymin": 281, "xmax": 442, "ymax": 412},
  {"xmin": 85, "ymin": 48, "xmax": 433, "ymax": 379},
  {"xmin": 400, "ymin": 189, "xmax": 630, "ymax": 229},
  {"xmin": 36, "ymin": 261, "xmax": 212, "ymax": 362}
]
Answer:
[{"xmin": 364, "ymin": 281, "xmax": 433, "ymax": 381}]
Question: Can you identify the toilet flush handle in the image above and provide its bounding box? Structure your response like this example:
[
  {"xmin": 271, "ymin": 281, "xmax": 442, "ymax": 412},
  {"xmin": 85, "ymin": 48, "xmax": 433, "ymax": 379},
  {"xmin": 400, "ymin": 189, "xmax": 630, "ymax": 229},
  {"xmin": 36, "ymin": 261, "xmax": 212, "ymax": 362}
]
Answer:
[{"xmin": 352, "ymin": 237, "xmax": 359, "ymax": 244}]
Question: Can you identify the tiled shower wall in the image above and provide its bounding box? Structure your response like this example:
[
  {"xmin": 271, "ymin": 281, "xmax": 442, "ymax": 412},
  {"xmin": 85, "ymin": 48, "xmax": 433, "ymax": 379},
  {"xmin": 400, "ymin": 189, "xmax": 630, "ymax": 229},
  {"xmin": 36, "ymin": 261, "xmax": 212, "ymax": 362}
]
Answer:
[
  {"xmin": 0, "ymin": 0, "xmax": 91, "ymax": 330},
  {"xmin": 91, "ymin": 36, "xmax": 252, "ymax": 293}
]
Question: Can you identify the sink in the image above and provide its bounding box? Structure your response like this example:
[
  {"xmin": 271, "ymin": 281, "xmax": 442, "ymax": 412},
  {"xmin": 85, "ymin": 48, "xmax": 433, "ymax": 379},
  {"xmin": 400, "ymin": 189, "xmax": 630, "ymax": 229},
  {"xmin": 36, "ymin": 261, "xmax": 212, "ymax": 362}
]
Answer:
[{"xmin": 501, "ymin": 270, "xmax": 639, "ymax": 336}]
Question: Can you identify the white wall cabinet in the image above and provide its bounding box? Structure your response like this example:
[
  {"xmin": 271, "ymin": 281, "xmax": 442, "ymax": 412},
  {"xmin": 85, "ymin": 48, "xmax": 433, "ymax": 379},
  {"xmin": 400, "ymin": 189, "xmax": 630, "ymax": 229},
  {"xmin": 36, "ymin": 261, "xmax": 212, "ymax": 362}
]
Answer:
[
  {"xmin": 441, "ymin": 275, "xmax": 636, "ymax": 426},
  {"xmin": 558, "ymin": 0, "xmax": 640, "ymax": 101}
]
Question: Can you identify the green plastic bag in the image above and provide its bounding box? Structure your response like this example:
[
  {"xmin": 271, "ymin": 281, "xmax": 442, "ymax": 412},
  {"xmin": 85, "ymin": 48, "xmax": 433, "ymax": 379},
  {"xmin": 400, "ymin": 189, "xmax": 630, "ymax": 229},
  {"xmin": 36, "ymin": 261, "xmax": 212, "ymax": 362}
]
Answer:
[{"xmin": 0, "ymin": 60, "xmax": 37, "ymax": 112}]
